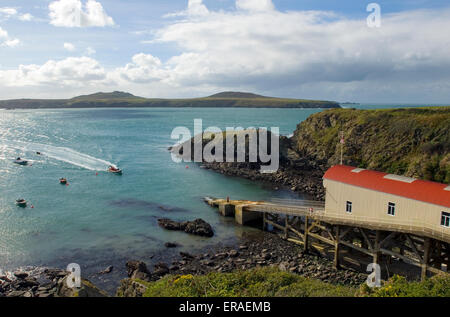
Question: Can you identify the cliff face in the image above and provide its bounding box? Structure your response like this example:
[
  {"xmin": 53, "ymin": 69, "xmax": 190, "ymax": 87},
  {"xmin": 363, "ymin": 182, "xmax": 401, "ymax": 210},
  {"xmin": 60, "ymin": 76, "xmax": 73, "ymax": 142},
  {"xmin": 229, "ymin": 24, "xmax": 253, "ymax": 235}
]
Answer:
[{"xmin": 292, "ymin": 107, "xmax": 450, "ymax": 183}]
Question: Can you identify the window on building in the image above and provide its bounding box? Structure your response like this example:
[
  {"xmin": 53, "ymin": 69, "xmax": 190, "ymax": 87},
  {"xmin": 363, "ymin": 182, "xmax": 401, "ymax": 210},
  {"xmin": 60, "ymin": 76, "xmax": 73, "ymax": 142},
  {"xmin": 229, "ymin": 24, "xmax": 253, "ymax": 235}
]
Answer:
[
  {"xmin": 441, "ymin": 212, "xmax": 450, "ymax": 227},
  {"xmin": 346, "ymin": 201, "xmax": 352, "ymax": 213},
  {"xmin": 388, "ymin": 202, "xmax": 396, "ymax": 216}
]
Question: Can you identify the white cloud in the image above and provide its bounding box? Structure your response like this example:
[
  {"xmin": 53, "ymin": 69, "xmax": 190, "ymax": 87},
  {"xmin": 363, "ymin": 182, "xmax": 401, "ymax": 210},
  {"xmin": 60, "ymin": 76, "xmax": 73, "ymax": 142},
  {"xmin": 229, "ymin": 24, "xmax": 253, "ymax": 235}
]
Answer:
[
  {"xmin": 0, "ymin": 57, "xmax": 106, "ymax": 87},
  {"xmin": 187, "ymin": 0, "xmax": 209, "ymax": 16},
  {"xmin": 0, "ymin": 7, "xmax": 33, "ymax": 21},
  {"xmin": 236, "ymin": 0, "xmax": 274, "ymax": 12},
  {"xmin": 164, "ymin": 0, "xmax": 209, "ymax": 17},
  {"xmin": 4, "ymin": 38, "xmax": 20, "ymax": 47},
  {"xmin": 112, "ymin": 53, "xmax": 166, "ymax": 83},
  {"xmin": 0, "ymin": 26, "xmax": 20, "ymax": 47},
  {"xmin": 0, "ymin": 7, "xmax": 18, "ymax": 16},
  {"xmin": 19, "ymin": 13, "xmax": 33, "ymax": 21},
  {"xmin": 63, "ymin": 42, "xmax": 76, "ymax": 51},
  {"xmin": 0, "ymin": 27, "xmax": 7, "ymax": 39},
  {"xmin": 85, "ymin": 47, "xmax": 96, "ymax": 55},
  {"xmin": 144, "ymin": 2, "xmax": 450, "ymax": 102},
  {"xmin": 49, "ymin": 0, "xmax": 115, "ymax": 27}
]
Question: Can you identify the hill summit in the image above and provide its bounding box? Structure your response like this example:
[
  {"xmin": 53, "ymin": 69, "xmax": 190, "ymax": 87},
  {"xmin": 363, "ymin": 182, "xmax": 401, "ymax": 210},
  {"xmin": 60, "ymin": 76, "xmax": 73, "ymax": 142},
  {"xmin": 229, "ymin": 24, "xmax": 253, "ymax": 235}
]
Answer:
[
  {"xmin": 71, "ymin": 91, "xmax": 141, "ymax": 100},
  {"xmin": 208, "ymin": 92, "xmax": 270, "ymax": 99}
]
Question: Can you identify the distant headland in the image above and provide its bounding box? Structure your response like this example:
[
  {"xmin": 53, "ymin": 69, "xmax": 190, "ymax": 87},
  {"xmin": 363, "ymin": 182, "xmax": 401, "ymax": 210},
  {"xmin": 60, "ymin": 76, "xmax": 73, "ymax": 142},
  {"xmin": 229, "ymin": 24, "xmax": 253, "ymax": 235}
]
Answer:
[{"xmin": 0, "ymin": 91, "xmax": 340, "ymax": 109}]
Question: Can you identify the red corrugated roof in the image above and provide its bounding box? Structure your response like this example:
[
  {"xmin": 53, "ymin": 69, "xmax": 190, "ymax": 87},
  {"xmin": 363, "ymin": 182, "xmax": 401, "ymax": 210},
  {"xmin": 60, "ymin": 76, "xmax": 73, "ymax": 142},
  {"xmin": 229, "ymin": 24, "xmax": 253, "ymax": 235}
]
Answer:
[{"xmin": 323, "ymin": 165, "xmax": 450, "ymax": 208}]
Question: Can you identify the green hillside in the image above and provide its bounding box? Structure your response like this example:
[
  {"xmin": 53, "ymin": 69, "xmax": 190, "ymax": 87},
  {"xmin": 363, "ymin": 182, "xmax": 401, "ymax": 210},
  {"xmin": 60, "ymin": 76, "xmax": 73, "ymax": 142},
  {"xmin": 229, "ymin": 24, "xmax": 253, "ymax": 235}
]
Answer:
[
  {"xmin": 292, "ymin": 107, "xmax": 450, "ymax": 183},
  {"xmin": 0, "ymin": 91, "xmax": 340, "ymax": 109}
]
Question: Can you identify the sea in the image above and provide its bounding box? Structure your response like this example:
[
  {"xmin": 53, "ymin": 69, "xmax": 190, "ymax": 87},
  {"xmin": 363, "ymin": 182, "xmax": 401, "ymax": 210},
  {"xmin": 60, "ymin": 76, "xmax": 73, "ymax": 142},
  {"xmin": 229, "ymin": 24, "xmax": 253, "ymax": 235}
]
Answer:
[{"xmin": 0, "ymin": 104, "xmax": 446, "ymax": 292}]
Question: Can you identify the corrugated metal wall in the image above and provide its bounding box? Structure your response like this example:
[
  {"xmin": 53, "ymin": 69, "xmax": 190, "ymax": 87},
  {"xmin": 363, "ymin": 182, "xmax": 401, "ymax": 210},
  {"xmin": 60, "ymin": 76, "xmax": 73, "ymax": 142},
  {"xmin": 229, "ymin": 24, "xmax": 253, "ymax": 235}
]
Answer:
[{"xmin": 323, "ymin": 179, "xmax": 449, "ymax": 241}]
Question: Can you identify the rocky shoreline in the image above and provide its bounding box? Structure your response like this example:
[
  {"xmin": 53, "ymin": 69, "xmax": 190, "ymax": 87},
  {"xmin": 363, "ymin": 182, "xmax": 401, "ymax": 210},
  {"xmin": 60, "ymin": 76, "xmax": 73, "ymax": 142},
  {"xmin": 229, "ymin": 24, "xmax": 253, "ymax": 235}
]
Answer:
[
  {"xmin": 0, "ymin": 268, "xmax": 107, "ymax": 297},
  {"xmin": 118, "ymin": 231, "xmax": 368, "ymax": 297},
  {"xmin": 200, "ymin": 161, "xmax": 326, "ymax": 200},
  {"xmin": 1, "ymin": 231, "xmax": 368, "ymax": 297}
]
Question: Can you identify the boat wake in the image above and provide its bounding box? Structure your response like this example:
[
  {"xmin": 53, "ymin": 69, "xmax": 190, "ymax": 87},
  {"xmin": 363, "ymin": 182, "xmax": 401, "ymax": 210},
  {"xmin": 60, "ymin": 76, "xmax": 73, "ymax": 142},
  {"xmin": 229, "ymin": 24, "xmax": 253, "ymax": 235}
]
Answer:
[{"xmin": 0, "ymin": 139, "xmax": 116, "ymax": 171}]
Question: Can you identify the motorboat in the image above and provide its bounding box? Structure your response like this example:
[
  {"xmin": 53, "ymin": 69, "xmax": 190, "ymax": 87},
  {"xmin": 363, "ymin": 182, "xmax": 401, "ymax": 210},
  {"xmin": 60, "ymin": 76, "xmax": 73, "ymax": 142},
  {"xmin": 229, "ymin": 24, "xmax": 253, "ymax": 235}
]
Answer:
[
  {"xmin": 16, "ymin": 199, "xmax": 27, "ymax": 208},
  {"xmin": 60, "ymin": 178, "xmax": 68, "ymax": 185},
  {"xmin": 108, "ymin": 166, "xmax": 123, "ymax": 175},
  {"xmin": 13, "ymin": 158, "xmax": 28, "ymax": 166}
]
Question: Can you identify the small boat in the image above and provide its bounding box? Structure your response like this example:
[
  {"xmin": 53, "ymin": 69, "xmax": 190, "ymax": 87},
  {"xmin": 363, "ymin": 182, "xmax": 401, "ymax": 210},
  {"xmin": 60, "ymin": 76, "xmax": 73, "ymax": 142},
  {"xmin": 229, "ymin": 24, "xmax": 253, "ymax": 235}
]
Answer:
[
  {"xmin": 108, "ymin": 166, "xmax": 123, "ymax": 175},
  {"xmin": 60, "ymin": 178, "xmax": 68, "ymax": 185},
  {"xmin": 13, "ymin": 158, "xmax": 28, "ymax": 166},
  {"xmin": 36, "ymin": 152, "xmax": 41, "ymax": 155},
  {"xmin": 16, "ymin": 199, "xmax": 27, "ymax": 208}
]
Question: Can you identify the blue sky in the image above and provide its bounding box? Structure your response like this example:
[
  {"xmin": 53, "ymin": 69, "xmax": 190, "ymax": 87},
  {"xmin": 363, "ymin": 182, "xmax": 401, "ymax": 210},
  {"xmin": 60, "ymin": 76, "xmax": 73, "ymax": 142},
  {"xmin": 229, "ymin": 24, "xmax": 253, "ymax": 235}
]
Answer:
[{"xmin": 1, "ymin": 0, "xmax": 450, "ymax": 103}]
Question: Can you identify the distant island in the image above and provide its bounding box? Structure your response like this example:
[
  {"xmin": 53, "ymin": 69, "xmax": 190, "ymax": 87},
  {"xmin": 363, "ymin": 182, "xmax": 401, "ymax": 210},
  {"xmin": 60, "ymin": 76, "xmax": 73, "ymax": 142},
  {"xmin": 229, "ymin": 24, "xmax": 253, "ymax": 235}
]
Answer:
[{"xmin": 0, "ymin": 91, "xmax": 340, "ymax": 109}]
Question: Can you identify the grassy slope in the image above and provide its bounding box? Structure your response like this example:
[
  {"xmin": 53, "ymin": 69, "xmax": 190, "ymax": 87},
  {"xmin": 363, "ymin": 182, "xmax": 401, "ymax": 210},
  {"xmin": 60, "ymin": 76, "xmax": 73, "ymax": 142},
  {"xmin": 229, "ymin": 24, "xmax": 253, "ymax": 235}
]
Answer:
[
  {"xmin": 292, "ymin": 107, "xmax": 450, "ymax": 183},
  {"xmin": 0, "ymin": 92, "xmax": 340, "ymax": 109},
  {"xmin": 117, "ymin": 267, "xmax": 450, "ymax": 297},
  {"xmin": 133, "ymin": 268, "xmax": 357, "ymax": 297}
]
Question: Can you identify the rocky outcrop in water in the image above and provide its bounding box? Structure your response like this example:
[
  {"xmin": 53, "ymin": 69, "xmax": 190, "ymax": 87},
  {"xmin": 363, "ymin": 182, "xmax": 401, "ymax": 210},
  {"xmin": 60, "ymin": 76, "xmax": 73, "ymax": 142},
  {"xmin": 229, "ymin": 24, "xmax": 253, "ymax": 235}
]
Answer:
[
  {"xmin": 158, "ymin": 218, "xmax": 214, "ymax": 237},
  {"xmin": 171, "ymin": 107, "xmax": 450, "ymax": 200}
]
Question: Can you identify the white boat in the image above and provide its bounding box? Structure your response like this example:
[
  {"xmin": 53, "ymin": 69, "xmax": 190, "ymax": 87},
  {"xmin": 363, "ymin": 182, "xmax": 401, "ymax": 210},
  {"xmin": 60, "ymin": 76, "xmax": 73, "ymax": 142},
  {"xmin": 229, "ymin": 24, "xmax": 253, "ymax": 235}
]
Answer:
[
  {"xmin": 13, "ymin": 158, "xmax": 28, "ymax": 166},
  {"xmin": 16, "ymin": 199, "xmax": 27, "ymax": 207}
]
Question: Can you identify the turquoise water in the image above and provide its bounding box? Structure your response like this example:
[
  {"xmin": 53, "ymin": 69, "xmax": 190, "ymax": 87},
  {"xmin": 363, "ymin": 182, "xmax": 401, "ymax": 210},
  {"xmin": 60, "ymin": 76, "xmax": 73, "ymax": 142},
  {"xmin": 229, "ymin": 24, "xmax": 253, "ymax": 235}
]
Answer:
[{"xmin": 0, "ymin": 107, "xmax": 325, "ymax": 289}]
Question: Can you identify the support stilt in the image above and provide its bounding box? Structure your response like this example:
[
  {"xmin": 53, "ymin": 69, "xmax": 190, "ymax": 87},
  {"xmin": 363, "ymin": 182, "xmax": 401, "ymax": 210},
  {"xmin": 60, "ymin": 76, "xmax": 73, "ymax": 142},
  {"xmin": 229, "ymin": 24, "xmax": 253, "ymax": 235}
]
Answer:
[
  {"xmin": 334, "ymin": 225, "xmax": 340, "ymax": 269},
  {"xmin": 373, "ymin": 230, "xmax": 382, "ymax": 265},
  {"xmin": 422, "ymin": 237, "xmax": 431, "ymax": 280},
  {"xmin": 304, "ymin": 216, "xmax": 309, "ymax": 253}
]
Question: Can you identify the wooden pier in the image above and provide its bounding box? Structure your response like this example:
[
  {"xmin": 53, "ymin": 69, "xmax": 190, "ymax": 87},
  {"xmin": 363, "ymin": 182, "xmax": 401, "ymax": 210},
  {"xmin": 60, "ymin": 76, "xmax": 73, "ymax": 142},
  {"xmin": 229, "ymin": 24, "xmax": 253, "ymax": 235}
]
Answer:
[{"xmin": 205, "ymin": 197, "xmax": 450, "ymax": 280}]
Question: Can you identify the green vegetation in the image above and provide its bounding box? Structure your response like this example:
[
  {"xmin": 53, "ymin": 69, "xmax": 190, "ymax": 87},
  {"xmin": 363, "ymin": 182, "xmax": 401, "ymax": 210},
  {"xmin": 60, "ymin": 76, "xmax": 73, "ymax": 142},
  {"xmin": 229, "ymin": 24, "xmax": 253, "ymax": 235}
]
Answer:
[
  {"xmin": 293, "ymin": 107, "xmax": 450, "ymax": 183},
  {"xmin": 0, "ymin": 91, "xmax": 340, "ymax": 109},
  {"xmin": 359, "ymin": 274, "xmax": 450, "ymax": 297},
  {"xmin": 117, "ymin": 267, "xmax": 450, "ymax": 297},
  {"xmin": 135, "ymin": 268, "xmax": 357, "ymax": 297}
]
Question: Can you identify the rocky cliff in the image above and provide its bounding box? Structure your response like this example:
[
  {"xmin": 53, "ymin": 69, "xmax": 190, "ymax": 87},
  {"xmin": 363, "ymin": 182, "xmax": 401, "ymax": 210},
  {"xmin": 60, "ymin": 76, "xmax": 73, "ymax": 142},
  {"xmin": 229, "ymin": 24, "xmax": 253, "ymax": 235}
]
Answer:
[{"xmin": 293, "ymin": 107, "xmax": 449, "ymax": 183}]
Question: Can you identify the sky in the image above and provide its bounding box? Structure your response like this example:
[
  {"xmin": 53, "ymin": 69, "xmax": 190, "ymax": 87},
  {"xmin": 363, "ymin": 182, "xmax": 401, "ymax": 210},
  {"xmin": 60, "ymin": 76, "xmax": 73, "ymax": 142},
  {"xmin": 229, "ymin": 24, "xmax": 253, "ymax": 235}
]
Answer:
[{"xmin": 0, "ymin": 0, "xmax": 450, "ymax": 103}]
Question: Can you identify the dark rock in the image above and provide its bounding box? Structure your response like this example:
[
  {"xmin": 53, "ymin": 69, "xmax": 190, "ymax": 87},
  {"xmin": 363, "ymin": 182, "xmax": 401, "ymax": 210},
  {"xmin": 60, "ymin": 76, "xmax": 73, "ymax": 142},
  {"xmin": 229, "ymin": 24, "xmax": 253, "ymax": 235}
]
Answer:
[
  {"xmin": 158, "ymin": 218, "xmax": 182, "ymax": 231},
  {"xmin": 44, "ymin": 268, "xmax": 66, "ymax": 280},
  {"xmin": 158, "ymin": 218, "xmax": 214, "ymax": 237},
  {"xmin": 17, "ymin": 277, "xmax": 39, "ymax": 288},
  {"xmin": 7, "ymin": 290, "xmax": 26, "ymax": 297},
  {"xmin": 153, "ymin": 263, "xmax": 170, "ymax": 277},
  {"xmin": 13, "ymin": 272, "xmax": 29, "ymax": 279},
  {"xmin": 180, "ymin": 252, "xmax": 195, "ymax": 259},
  {"xmin": 182, "ymin": 219, "xmax": 214, "ymax": 237},
  {"xmin": 126, "ymin": 261, "xmax": 151, "ymax": 281},
  {"xmin": 165, "ymin": 242, "xmax": 179, "ymax": 248},
  {"xmin": 100, "ymin": 266, "xmax": 114, "ymax": 274}
]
